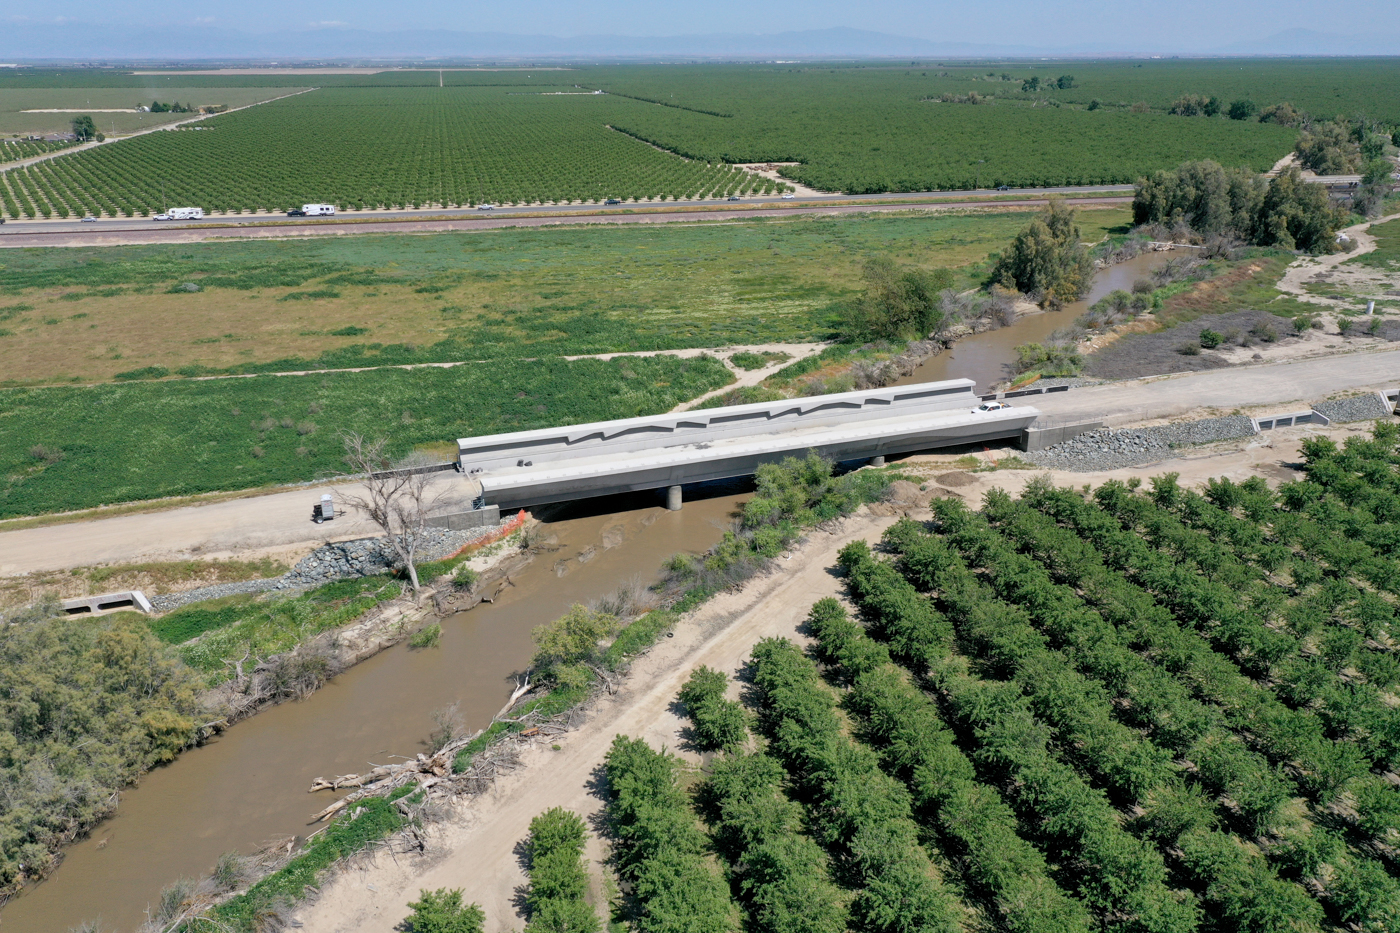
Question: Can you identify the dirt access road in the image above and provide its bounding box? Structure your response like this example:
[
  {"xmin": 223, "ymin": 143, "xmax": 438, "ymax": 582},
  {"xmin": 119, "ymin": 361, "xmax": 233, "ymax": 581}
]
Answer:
[
  {"xmin": 299, "ymin": 506, "xmax": 905, "ymax": 933},
  {"xmin": 295, "ymin": 422, "xmax": 1356, "ymax": 933},
  {"xmin": 1275, "ymin": 211, "xmax": 1400, "ymax": 310},
  {"xmin": 0, "ymin": 470, "xmax": 478, "ymax": 576},
  {"xmin": 2, "ymin": 347, "xmax": 1396, "ymax": 576}
]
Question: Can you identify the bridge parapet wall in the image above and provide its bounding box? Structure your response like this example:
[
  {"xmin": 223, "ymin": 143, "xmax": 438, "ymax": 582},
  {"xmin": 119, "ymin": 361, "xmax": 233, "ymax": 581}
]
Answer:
[{"xmin": 458, "ymin": 379, "xmax": 980, "ymax": 472}]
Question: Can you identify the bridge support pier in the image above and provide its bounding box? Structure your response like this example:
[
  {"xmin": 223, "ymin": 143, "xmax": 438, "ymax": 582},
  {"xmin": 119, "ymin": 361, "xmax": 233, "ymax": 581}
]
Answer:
[
  {"xmin": 870, "ymin": 455, "xmax": 886, "ymax": 467},
  {"xmin": 665, "ymin": 485, "xmax": 682, "ymax": 511}
]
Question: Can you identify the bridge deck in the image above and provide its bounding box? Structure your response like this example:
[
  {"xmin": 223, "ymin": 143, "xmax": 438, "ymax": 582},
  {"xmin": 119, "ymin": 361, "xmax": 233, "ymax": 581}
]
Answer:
[{"xmin": 460, "ymin": 380, "xmax": 1037, "ymax": 509}]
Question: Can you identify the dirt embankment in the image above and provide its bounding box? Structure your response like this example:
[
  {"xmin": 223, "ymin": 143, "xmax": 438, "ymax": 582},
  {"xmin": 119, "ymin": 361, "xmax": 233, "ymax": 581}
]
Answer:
[{"xmin": 292, "ymin": 425, "xmax": 1349, "ymax": 933}]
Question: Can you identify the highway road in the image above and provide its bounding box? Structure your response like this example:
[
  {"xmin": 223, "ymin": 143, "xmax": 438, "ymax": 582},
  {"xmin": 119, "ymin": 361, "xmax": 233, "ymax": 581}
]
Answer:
[
  {"xmin": 0, "ymin": 187, "xmax": 1135, "ymax": 247},
  {"xmin": 2, "ymin": 346, "xmax": 1395, "ymax": 576}
]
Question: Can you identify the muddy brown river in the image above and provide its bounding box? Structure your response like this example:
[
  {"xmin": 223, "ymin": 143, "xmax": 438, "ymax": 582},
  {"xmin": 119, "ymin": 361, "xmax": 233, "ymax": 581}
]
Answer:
[
  {"xmin": 2, "ymin": 253, "xmax": 1174, "ymax": 933},
  {"xmin": 896, "ymin": 251, "xmax": 1171, "ymax": 391},
  {"xmin": 1, "ymin": 489, "xmax": 747, "ymax": 933}
]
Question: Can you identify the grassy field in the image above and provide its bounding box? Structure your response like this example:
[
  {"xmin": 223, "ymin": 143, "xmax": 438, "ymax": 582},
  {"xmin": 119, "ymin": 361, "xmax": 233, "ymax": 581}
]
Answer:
[
  {"xmin": 0, "ymin": 87, "xmax": 304, "ymax": 137},
  {"xmin": 0, "ymin": 207, "xmax": 1130, "ymax": 385},
  {"xmin": 0, "ymin": 207, "xmax": 1131, "ymax": 516},
  {"xmin": 0, "ymin": 353, "xmax": 731, "ymax": 518}
]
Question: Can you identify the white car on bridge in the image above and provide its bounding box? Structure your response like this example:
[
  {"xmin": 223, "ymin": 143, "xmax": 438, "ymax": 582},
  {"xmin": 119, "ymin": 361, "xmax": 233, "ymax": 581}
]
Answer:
[{"xmin": 971, "ymin": 400, "xmax": 1012, "ymax": 414}]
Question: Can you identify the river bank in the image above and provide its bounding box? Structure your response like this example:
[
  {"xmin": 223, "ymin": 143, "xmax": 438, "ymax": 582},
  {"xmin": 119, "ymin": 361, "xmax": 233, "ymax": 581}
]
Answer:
[
  {"xmin": 0, "ymin": 516, "xmax": 533, "ymax": 915},
  {"xmin": 0, "ymin": 490, "xmax": 748, "ymax": 933},
  {"xmin": 291, "ymin": 419, "xmax": 1366, "ymax": 933}
]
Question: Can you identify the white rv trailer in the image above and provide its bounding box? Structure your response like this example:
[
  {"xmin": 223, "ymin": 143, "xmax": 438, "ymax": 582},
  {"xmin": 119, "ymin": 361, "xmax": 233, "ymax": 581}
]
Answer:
[
  {"xmin": 302, "ymin": 203, "xmax": 337, "ymax": 216},
  {"xmin": 153, "ymin": 207, "xmax": 205, "ymax": 221}
]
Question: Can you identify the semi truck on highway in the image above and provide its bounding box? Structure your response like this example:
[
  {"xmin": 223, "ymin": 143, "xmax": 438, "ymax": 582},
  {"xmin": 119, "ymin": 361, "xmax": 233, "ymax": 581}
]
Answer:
[{"xmin": 153, "ymin": 207, "xmax": 204, "ymax": 221}]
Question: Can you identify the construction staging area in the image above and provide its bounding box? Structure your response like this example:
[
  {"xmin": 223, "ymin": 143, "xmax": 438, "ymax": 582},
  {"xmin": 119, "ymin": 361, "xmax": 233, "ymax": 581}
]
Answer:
[{"xmin": 457, "ymin": 380, "xmax": 1040, "ymax": 509}]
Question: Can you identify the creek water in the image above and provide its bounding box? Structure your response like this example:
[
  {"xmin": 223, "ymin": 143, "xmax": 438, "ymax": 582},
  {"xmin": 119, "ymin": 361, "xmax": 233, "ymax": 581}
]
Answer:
[
  {"xmin": 895, "ymin": 251, "xmax": 1172, "ymax": 392},
  {"xmin": 1, "ymin": 253, "xmax": 1176, "ymax": 933},
  {"xmin": 1, "ymin": 488, "xmax": 748, "ymax": 933}
]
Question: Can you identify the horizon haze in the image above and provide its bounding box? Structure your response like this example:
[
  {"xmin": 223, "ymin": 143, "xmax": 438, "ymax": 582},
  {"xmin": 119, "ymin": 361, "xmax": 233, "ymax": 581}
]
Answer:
[{"xmin": 2, "ymin": 5, "xmax": 1399, "ymax": 61}]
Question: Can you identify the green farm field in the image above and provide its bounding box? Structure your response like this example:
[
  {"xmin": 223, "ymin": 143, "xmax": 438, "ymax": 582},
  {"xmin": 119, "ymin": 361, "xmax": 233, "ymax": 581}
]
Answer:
[
  {"xmin": 1, "ymin": 56, "xmax": 1364, "ymax": 217},
  {"xmin": 589, "ymin": 65, "xmax": 1302, "ymax": 192},
  {"xmin": 0, "ymin": 87, "xmax": 782, "ymax": 219},
  {"xmin": 719, "ymin": 438, "xmax": 1400, "ymax": 933},
  {"xmin": 0, "ymin": 206, "xmax": 1129, "ymax": 385},
  {"xmin": 0, "ymin": 87, "xmax": 306, "ymax": 137},
  {"xmin": 590, "ymin": 58, "xmax": 1400, "ymax": 125}
]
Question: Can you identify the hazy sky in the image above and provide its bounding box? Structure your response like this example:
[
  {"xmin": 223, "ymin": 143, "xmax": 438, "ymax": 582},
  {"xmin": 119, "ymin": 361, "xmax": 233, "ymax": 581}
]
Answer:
[{"xmin": 9, "ymin": 0, "xmax": 1398, "ymax": 48}]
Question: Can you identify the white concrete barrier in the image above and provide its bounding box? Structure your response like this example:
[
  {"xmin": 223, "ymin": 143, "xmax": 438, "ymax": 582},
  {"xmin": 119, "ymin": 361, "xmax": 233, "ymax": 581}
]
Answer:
[
  {"xmin": 459, "ymin": 380, "xmax": 1039, "ymax": 509},
  {"xmin": 61, "ymin": 590, "xmax": 153, "ymax": 615},
  {"xmin": 1252, "ymin": 410, "xmax": 1328, "ymax": 431}
]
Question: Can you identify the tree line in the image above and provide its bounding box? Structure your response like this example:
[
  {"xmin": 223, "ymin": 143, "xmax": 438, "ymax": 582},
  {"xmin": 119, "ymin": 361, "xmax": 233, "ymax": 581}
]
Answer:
[{"xmin": 1133, "ymin": 160, "xmax": 1351, "ymax": 251}]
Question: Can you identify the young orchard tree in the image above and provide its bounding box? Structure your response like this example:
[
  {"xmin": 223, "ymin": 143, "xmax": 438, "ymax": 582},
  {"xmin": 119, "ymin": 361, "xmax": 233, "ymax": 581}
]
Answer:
[{"xmin": 337, "ymin": 433, "xmax": 447, "ymax": 604}]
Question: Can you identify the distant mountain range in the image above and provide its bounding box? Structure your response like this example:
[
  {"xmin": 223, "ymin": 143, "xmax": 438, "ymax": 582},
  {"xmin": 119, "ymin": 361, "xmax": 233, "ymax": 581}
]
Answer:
[{"xmin": 1, "ymin": 24, "xmax": 1396, "ymax": 62}]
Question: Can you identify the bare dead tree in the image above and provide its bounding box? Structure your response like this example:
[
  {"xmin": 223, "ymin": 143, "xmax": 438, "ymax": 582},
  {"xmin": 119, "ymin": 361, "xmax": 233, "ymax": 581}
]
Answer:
[{"xmin": 336, "ymin": 433, "xmax": 447, "ymax": 604}]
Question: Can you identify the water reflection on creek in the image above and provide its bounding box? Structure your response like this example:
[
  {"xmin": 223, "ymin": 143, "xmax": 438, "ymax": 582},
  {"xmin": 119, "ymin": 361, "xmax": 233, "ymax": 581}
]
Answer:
[
  {"xmin": 2, "ymin": 486, "xmax": 748, "ymax": 933},
  {"xmin": 896, "ymin": 251, "xmax": 1174, "ymax": 391}
]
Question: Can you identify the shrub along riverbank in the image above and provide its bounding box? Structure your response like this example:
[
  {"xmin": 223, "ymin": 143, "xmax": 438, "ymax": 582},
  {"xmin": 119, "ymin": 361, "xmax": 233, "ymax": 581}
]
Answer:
[
  {"xmin": 0, "ymin": 527, "xmax": 515, "ymax": 901},
  {"xmin": 0, "ymin": 608, "xmax": 204, "ymax": 895},
  {"xmin": 163, "ymin": 454, "xmax": 904, "ymax": 932}
]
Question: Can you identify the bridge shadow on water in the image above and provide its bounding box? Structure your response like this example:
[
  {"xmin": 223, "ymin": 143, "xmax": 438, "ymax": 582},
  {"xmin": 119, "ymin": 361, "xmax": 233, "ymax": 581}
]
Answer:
[
  {"xmin": 526, "ymin": 451, "xmax": 954, "ymax": 526},
  {"xmin": 530, "ymin": 474, "xmax": 758, "ymax": 524}
]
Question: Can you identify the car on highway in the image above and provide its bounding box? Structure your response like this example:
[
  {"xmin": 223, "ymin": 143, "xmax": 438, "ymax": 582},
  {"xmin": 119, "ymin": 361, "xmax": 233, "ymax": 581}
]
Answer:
[
  {"xmin": 971, "ymin": 400, "xmax": 1012, "ymax": 414},
  {"xmin": 996, "ymin": 185, "xmax": 1011, "ymax": 191},
  {"xmin": 727, "ymin": 195, "xmax": 742, "ymax": 201},
  {"xmin": 781, "ymin": 193, "xmax": 796, "ymax": 199},
  {"xmin": 477, "ymin": 203, "xmax": 495, "ymax": 211},
  {"xmin": 286, "ymin": 208, "xmax": 306, "ymax": 217},
  {"xmin": 604, "ymin": 198, "xmax": 621, "ymax": 205},
  {"xmin": 80, "ymin": 215, "xmax": 97, "ymax": 222}
]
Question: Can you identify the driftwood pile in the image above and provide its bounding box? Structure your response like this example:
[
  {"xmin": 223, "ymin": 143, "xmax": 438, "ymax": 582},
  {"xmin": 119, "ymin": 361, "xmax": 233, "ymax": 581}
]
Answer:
[
  {"xmin": 306, "ymin": 696, "xmax": 570, "ymax": 823},
  {"xmin": 432, "ymin": 550, "xmax": 535, "ymax": 614}
]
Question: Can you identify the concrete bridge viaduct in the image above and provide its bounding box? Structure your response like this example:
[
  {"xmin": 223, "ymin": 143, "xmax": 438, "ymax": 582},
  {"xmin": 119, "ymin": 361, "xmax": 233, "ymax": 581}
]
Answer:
[{"xmin": 456, "ymin": 379, "xmax": 1041, "ymax": 511}]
